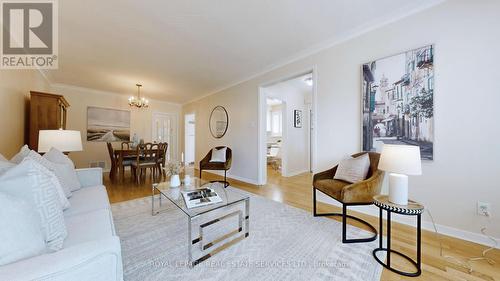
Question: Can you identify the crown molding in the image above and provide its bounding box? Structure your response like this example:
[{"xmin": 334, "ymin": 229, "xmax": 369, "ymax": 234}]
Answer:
[
  {"xmin": 183, "ymin": 0, "xmax": 446, "ymax": 105},
  {"xmin": 51, "ymin": 83, "xmax": 182, "ymax": 107}
]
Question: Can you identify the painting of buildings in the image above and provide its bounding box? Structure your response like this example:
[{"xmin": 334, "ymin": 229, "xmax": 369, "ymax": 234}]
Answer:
[
  {"xmin": 362, "ymin": 45, "xmax": 434, "ymax": 160},
  {"xmin": 87, "ymin": 107, "xmax": 131, "ymax": 142}
]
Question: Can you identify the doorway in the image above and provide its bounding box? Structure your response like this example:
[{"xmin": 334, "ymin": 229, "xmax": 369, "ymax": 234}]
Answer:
[
  {"xmin": 258, "ymin": 70, "xmax": 315, "ymax": 185},
  {"xmin": 152, "ymin": 112, "xmax": 178, "ymax": 161},
  {"xmin": 184, "ymin": 113, "xmax": 195, "ymax": 166}
]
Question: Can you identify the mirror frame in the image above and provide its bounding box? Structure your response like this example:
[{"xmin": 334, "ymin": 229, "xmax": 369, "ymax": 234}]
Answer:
[{"xmin": 209, "ymin": 106, "xmax": 229, "ymax": 139}]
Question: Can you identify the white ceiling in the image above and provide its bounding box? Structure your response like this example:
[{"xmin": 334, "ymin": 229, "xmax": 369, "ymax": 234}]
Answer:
[{"xmin": 46, "ymin": 0, "xmax": 443, "ymax": 104}]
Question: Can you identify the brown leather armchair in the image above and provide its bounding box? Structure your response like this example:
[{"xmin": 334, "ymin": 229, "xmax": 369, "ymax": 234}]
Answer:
[
  {"xmin": 199, "ymin": 146, "xmax": 232, "ymax": 187},
  {"xmin": 313, "ymin": 152, "xmax": 384, "ymax": 244}
]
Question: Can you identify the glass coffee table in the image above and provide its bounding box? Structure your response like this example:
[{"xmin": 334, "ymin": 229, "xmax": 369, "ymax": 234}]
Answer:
[{"xmin": 152, "ymin": 177, "xmax": 250, "ymax": 267}]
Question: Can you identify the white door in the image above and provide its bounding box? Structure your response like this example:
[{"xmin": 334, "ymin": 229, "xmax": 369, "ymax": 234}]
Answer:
[
  {"xmin": 184, "ymin": 114, "xmax": 195, "ymax": 165},
  {"xmin": 152, "ymin": 112, "xmax": 178, "ymax": 161}
]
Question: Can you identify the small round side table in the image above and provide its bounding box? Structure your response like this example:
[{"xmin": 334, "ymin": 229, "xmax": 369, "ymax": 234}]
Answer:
[{"xmin": 372, "ymin": 195, "xmax": 424, "ymax": 277}]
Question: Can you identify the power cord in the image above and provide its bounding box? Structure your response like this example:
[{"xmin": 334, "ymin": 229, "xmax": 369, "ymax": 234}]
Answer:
[{"xmin": 426, "ymin": 209, "xmax": 497, "ymax": 273}]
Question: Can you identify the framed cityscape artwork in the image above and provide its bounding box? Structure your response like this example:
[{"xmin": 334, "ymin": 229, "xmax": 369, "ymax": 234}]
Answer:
[{"xmin": 362, "ymin": 45, "xmax": 434, "ymax": 160}]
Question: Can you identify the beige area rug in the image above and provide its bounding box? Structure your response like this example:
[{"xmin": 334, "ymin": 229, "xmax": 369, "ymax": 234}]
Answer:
[{"xmin": 111, "ymin": 188, "xmax": 384, "ymax": 281}]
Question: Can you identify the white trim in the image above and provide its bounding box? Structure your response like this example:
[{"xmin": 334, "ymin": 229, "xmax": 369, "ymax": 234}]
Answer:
[
  {"xmin": 283, "ymin": 169, "xmax": 310, "ymax": 178},
  {"xmin": 315, "ymin": 190, "xmax": 500, "ymax": 249},
  {"xmin": 202, "ymin": 170, "xmax": 260, "ymax": 186},
  {"xmin": 183, "ymin": 0, "xmax": 446, "ymax": 105},
  {"xmin": 51, "ymin": 83, "xmax": 183, "ymax": 107}
]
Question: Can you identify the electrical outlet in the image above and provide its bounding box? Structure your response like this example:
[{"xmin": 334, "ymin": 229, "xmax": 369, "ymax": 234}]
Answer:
[{"xmin": 477, "ymin": 202, "xmax": 491, "ymax": 217}]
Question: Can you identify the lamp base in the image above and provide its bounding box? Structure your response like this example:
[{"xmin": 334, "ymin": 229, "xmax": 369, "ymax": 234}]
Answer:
[{"xmin": 388, "ymin": 173, "xmax": 408, "ymax": 205}]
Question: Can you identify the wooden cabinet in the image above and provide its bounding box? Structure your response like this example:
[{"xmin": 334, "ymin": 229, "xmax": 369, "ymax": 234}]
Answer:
[{"xmin": 28, "ymin": 91, "xmax": 70, "ymax": 151}]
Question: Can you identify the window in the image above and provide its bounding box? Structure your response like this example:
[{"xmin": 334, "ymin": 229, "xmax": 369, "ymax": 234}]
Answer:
[{"xmin": 271, "ymin": 111, "xmax": 282, "ymax": 136}]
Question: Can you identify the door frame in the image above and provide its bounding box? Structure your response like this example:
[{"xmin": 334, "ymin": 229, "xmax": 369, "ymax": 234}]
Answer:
[
  {"xmin": 257, "ymin": 66, "xmax": 318, "ymax": 185},
  {"xmin": 184, "ymin": 113, "xmax": 196, "ymax": 165},
  {"xmin": 151, "ymin": 111, "xmax": 179, "ymax": 161}
]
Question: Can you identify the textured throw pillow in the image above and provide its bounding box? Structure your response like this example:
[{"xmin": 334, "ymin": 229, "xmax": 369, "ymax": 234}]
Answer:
[
  {"xmin": 0, "ymin": 192, "xmax": 46, "ymax": 266},
  {"xmin": 28, "ymin": 151, "xmax": 72, "ymax": 199},
  {"xmin": 27, "ymin": 152, "xmax": 71, "ymax": 210},
  {"xmin": 0, "ymin": 159, "xmax": 68, "ymax": 251},
  {"xmin": 43, "ymin": 148, "xmax": 81, "ymax": 192},
  {"xmin": 333, "ymin": 153, "xmax": 371, "ymax": 184},
  {"xmin": 10, "ymin": 144, "xmax": 30, "ymax": 164},
  {"xmin": 210, "ymin": 147, "xmax": 227, "ymax": 162}
]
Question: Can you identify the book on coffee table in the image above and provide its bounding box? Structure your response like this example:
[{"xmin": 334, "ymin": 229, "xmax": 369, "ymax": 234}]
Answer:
[{"xmin": 182, "ymin": 187, "xmax": 222, "ymax": 209}]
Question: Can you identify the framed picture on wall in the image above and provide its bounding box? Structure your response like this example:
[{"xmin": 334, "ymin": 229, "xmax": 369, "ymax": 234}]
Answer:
[
  {"xmin": 294, "ymin": 110, "xmax": 302, "ymax": 128},
  {"xmin": 87, "ymin": 106, "xmax": 131, "ymax": 142},
  {"xmin": 362, "ymin": 45, "xmax": 434, "ymax": 160}
]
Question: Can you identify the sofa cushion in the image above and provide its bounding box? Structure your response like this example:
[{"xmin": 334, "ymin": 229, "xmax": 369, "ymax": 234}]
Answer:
[
  {"xmin": 64, "ymin": 186, "xmax": 110, "ymax": 217},
  {"xmin": 44, "ymin": 148, "xmax": 82, "ymax": 192},
  {"xmin": 64, "ymin": 209, "xmax": 115, "ymax": 248},
  {"xmin": 28, "ymin": 151, "xmax": 73, "ymax": 198},
  {"xmin": 10, "ymin": 145, "xmax": 30, "ymax": 164},
  {"xmin": 27, "ymin": 151, "xmax": 71, "ymax": 210},
  {"xmin": 314, "ymin": 179, "xmax": 350, "ymax": 200},
  {"xmin": 0, "ymin": 192, "xmax": 46, "ymax": 266},
  {"xmin": 0, "ymin": 159, "xmax": 68, "ymax": 251}
]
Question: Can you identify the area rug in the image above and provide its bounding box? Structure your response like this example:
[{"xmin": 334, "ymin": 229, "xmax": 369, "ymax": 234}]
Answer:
[{"xmin": 111, "ymin": 188, "xmax": 384, "ymax": 281}]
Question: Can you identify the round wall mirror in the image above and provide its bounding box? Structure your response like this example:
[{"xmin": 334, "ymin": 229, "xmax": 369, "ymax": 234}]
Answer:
[{"xmin": 209, "ymin": 106, "xmax": 229, "ymax": 138}]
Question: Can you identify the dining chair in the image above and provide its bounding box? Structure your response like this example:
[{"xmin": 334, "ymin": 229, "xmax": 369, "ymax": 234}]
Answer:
[
  {"xmin": 131, "ymin": 143, "xmax": 161, "ymax": 184},
  {"xmin": 106, "ymin": 142, "xmax": 117, "ymax": 180},
  {"xmin": 157, "ymin": 142, "xmax": 169, "ymax": 176}
]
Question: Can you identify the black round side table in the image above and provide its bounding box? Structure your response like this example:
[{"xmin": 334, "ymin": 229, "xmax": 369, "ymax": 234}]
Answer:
[{"xmin": 372, "ymin": 195, "xmax": 424, "ymax": 277}]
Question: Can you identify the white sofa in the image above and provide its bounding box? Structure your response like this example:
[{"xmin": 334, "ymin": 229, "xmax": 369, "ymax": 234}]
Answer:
[{"xmin": 0, "ymin": 168, "xmax": 123, "ymax": 281}]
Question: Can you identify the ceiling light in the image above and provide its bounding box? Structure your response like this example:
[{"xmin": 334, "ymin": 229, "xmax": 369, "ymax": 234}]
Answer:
[{"xmin": 128, "ymin": 84, "xmax": 149, "ymax": 108}]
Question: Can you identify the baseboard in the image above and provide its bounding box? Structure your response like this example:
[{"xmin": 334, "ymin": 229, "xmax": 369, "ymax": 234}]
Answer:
[
  {"xmin": 202, "ymin": 170, "xmax": 260, "ymax": 185},
  {"xmin": 283, "ymin": 169, "xmax": 309, "ymax": 177},
  {"xmin": 316, "ymin": 191, "xmax": 500, "ymax": 249}
]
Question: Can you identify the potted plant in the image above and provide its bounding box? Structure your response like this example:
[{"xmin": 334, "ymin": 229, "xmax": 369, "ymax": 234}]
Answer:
[{"xmin": 165, "ymin": 162, "xmax": 182, "ymax": 187}]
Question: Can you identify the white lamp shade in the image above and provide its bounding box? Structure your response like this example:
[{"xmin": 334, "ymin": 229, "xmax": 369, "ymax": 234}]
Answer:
[
  {"xmin": 38, "ymin": 130, "xmax": 83, "ymax": 153},
  {"xmin": 378, "ymin": 144, "xmax": 422, "ymax": 175}
]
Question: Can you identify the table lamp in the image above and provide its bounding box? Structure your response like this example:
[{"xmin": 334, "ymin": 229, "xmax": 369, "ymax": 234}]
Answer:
[
  {"xmin": 378, "ymin": 144, "xmax": 422, "ymax": 205},
  {"xmin": 38, "ymin": 130, "xmax": 83, "ymax": 153}
]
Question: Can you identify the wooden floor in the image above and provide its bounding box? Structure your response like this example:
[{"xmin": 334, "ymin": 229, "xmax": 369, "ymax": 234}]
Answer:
[{"xmin": 105, "ymin": 167, "xmax": 500, "ymax": 281}]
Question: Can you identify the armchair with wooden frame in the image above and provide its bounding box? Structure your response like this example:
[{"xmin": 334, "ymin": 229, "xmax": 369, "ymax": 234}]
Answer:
[
  {"xmin": 313, "ymin": 152, "xmax": 384, "ymax": 244},
  {"xmin": 199, "ymin": 146, "xmax": 232, "ymax": 187}
]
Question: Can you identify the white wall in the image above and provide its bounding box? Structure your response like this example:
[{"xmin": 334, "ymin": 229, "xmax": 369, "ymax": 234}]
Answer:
[
  {"xmin": 50, "ymin": 84, "xmax": 182, "ymax": 169},
  {"xmin": 265, "ymin": 77, "xmax": 311, "ymax": 177},
  {"xmin": 182, "ymin": 0, "xmax": 500, "ymax": 244}
]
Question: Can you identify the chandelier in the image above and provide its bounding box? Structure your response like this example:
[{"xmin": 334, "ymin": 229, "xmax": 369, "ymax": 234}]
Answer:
[{"xmin": 128, "ymin": 84, "xmax": 149, "ymax": 108}]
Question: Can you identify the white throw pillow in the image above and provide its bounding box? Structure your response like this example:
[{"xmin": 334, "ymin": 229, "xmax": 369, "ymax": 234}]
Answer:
[
  {"xmin": 27, "ymin": 152, "xmax": 71, "ymax": 210},
  {"xmin": 0, "ymin": 159, "xmax": 68, "ymax": 251},
  {"xmin": 0, "ymin": 153, "xmax": 8, "ymax": 162},
  {"xmin": 210, "ymin": 147, "xmax": 227, "ymax": 162},
  {"xmin": 0, "ymin": 192, "xmax": 46, "ymax": 266},
  {"xmin": 43, "ymin": 148, "xmax": 81, "ymax": 192},
  {"xmin": 28, "ymin": 151, "xmax": 72, "ymax": 199},
  {"xmin": 0, "ymin": 159, "xmax": 15, "ymax": 174},
  {"xmin": 334, "ymin": 153, "xmax": 371, "ymax": 184},
  {"xmin": 10, "ymin": 144, "xmax": 30, "ymax": 164}
]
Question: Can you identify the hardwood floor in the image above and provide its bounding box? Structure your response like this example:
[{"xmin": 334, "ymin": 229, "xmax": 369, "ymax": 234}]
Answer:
[{"xmin": 104, "ymin": 167, "xmax": 500, "ymax": 281}]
